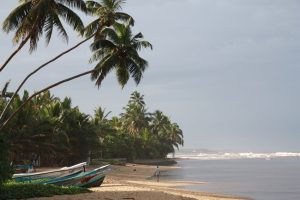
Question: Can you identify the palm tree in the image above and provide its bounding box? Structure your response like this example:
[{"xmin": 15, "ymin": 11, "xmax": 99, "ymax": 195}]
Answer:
[
  {"xmin": 84, "ymin": 0, "xmax": 134, "ymax": 39},
  {"xmin": 1, "ymin": 24, "xmax": 152, "ymax": 130},
  {"xmin": 1, "ymin": 0, "xmax": 87, "ymax": 72},
  {"xmin": 149, "ymin": 110, "xmax": 170, "ymax": 135},
  {"xmin": 129, "ymin": 91, "xmax": 145, "ymax": 107},
  {"xmin": 0, "ymin": 69, "xmax": 95, "ymax": 129},
  {"xmin": 166, "ymin": 123, "xmax": 184, "ymax": 150},
  {"xmin": 0, "ymin": 81, "xmax": 14, "ymax": 100},
  {"xmin": 0, "ymin": 0, "xmax": 134, "ymax": 122},
  {"xmin": 94, "ymin": 107, "xmax": 111, "ymax": 125},
  {"xmin": 90, "ymin": 19, "xmax": 152, "ymax": 87},
  {"xmin": 120, "ymin": 91, "xmax": 150, "ymax": 136},
  {"xmin": 93, "ymin": 106, "xmax": 113, "ymax": 138},
  {"xmin": 121, "ymin": 104, "xmax": 149, "ymax": 135}
]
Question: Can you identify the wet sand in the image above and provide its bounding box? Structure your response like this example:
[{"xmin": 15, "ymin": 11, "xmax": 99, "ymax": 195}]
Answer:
[{"xmin": 31, "ymin": 164, "xmax": 249, "ymax": 200}]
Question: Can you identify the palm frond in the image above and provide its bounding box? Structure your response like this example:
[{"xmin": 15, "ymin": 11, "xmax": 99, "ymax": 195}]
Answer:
[
  {"xmin": 44, "ymin": 14, "xmax": 54, "ymax": 45},
  {"xmin": 132, "ymin": 32, "xmax": 143, "ymax": 40},
  {"xmin": 90, "ymin": 39, "xmax": 116, "ymax": 51},
  {"xmin": 2, "ymin": 2, "xmax": 32, "ymax": 33},
  {"xmin": 1, "ymin": 81, "xmax": 11, "ymax": 97},
  {"xmin": 84, "ymin": 18, "xmax": 100, "ymax": 37},
  {"xmin": 127, "ymin": 58, "xmax": 143, "ymax": 85},
  {"xmin": 86, "ymin": 0, "xmax": 102, "ymax": 13},
  {"xmin": 57, "ymin": 3, "xmax": 84, "ymax": 33},
  {"xmin": 101, "ymin": 27, "xmax": 119, "ymax": 43},
  {"xmin": 115, "ymin": 12, "xmax": 134, "ymax": 25},
  {"xmin": 134, "ymin": 40, "xmax": 153, "ymax": 51},
  {"xmin": 86, "ymin": 0, "xmax": 102, "ymax": 8},
  {"xmin": 116, "ymin": 64, "xmax": 129, "ymax": 87},
  {"xmin": 91, "ymin": 54, "xmax": 118, "ymax": 87},
  {"xmin": 29, "ymin": 18, "xmax": 46, "ymax": 52},
  {"xmin": 59, "ymin": 0, "xmax": 87, "ymax": 13},
  {"xmin": 89, "ymin": 48, "xmax": 109, "ymax": 63},
  {"xmin": 52, "ymin": 14, "xmax": 69, "ymax": 43}
]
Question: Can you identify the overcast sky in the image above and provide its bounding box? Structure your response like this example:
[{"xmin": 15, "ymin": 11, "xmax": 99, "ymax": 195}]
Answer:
[{"xmin": 0, "ymin": 0, "xmax": 299, "ymax": 152}]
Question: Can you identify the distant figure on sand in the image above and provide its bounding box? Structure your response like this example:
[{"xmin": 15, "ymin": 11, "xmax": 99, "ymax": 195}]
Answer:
[{"xmin": 155, "ymin": 165, "xmax": 160, "ymax": 182}]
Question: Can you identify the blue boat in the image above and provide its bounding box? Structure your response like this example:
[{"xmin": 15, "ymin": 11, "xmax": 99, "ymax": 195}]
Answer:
[
  {"xmin": 41, "ymin": 165, "xmax": 110, "ymax": 188},
  {"xmin": 13, "ymin": 162, "xmax": 87, "ymax": 182}
]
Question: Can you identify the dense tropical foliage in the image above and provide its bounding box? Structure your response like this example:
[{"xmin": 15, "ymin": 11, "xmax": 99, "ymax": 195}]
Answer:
[
  {"xmin": 0, "ymin": 0, "xmax": 183, "ymax": 191},
  {"xmin": 0, "ymin": 89, "xmax": 183, "ymax": 167},
  {"xmin": 1, "ymin": 182, "xmax": 89, "ymax": 199},
  {"xmin": 0, "ymin": 134, "xmax": 13, "ymax": 188}
]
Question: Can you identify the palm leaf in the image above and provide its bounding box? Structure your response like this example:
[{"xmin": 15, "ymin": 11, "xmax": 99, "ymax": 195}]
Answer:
[
  {"xmin": 84, "ymin": 18, "xmax": 100, "ymax": 37},
  {"xmin": 116, "ymin": 63, "xmax": 129, "ymax": 87},
  {"xmin": 115, "ymin": 12, "xmax": 134, "ymax": 25},
  {"xmin": 90, "ymin": 39, "xmax": 116, "ymax": 51},
  {"xmin": 57, "ymin": 3, "xmax": 84, "ymax": 33},
  {"xmin": 2, "ymin": 2, "xmax": 32, "ymax": 33},
  {"xmin": 91, "ymin": 54, "xmax": 118, "ymax": 87},
  {"xmin": 52, "ymin": 13, "xmax": 68, "ymax": 43}
]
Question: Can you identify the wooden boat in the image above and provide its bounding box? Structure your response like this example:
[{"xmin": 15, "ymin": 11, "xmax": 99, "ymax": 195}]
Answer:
[
  {"xmin": 78, "ymin": 174, "xmax": 105, "ymax": 188},
  {"xmin": 41, "ymin": 165, "xmax": 110, "ymax": 188},
  {"xmin": 13, "ymin": 162, "xmax": 87, "ymax": 182}
]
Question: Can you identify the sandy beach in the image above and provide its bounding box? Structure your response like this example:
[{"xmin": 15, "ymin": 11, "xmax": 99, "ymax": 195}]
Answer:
[{"xmin": 30, "ymin": 164, "xmax": 249, "ymax": 200}]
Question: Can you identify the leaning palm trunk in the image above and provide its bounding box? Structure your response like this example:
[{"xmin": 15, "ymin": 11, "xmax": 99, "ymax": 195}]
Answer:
[
  {"xmin": 0, "ymin": 34, "xmax": 31, "ymax": 72},
  {"xmin": 0, "ymin": 69, "xmax": 95, "ymax": 130},
  {"xmin": 0, "ymin": 34, "xmax": 95, "ymax": 121}
]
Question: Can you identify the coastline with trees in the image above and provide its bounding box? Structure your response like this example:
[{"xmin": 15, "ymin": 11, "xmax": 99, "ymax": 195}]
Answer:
[
  {"xmin": 1, "ymin": 89, "xmax": 184, "ymax": 167},
  {"xmin": 0, "ymin": 1, "xmax": 245, "ymax": 200}
]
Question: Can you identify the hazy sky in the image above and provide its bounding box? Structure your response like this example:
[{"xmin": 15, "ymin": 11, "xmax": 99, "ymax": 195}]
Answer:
[{"xmin": 0, "ymin": 0, "xmax": 299, "ymax": 152}]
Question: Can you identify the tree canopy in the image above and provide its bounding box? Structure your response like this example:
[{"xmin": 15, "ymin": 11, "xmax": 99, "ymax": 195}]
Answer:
[{"xmin": 0, "ymin": 89, "xmax": 183, "ymax": 166}]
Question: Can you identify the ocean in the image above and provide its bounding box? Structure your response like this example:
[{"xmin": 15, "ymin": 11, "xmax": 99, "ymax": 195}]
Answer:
[{"xmin": 166, "ymin": 150, "xmax": 300, "ymax": 200}]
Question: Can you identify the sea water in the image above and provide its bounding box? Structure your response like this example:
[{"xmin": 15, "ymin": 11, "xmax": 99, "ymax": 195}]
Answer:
[{"xmin": 167, "ymin": 150, "xmax": 300, "ymax": 200}]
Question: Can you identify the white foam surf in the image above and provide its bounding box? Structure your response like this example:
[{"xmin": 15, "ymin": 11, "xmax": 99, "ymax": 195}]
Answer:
[{"xmin": 175, "ymin": 152, "xmax": 300, "ymax": 160}]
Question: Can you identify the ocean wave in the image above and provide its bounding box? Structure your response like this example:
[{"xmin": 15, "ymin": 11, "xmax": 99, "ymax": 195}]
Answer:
[{"xmin": 175, "ymin": 152, "xmax": 300, "ymax": 160}]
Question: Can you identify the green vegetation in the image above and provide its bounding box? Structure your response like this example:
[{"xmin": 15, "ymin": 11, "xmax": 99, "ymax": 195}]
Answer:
[
  {"xmin": 0, "ymin": 0, "xmax": 152, "ymax": 128},
  {"xmin": 0, "ymin": 182, "xmax": 90, "ymax": 200},
  {"xmin": 0, "ymin": 89, "xmax": 183, "ymax": 166},
  {"xmin": 1, "ymin": 0, "xmax": 86, "ymax": 72},
  {"xmin": 0, "ymin": 135, "xmax": 13, "ymax": 187},
  {"xmin": 90, "ymin": 158, "xmax": 126, "ymax": 166},
  {"xmin": 0, "ymin": 1, "xmax": 183, "ymax": 197}
]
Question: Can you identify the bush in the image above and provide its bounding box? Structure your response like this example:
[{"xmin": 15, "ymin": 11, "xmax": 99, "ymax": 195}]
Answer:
[
  {"xmin": 0, "ymin": 134, "xmax": 13, "ymax": 187},
  {"xmin": 1, "ymin": 182, "xmax": 90, "ymax": 200},
  {"xmin": 90, "ymin": 158, "xmax": 126, "ymax": 166}
]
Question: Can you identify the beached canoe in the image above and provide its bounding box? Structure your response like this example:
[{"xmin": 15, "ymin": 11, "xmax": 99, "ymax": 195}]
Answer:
[
  {"xmin": 13, "ymin": 162, "xmax": 87, "ymax": 182},
  {"xmin": 78, "ymin": 174, "xmax": 105, "ymax": 188},
  {"xmin": 41, "ymin": 164, "xmax": 110, "ymax": 188}
]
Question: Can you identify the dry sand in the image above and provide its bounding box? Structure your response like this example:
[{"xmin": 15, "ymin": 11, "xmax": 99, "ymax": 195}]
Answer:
[{"xmin": 31, "ymin": 164, "xmax": 249, "ymax": 200}]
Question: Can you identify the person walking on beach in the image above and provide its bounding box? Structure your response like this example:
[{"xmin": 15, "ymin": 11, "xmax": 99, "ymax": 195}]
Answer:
[{"xmin": 155, "ymin": 165, "xmax": 160, "ymax": 182}]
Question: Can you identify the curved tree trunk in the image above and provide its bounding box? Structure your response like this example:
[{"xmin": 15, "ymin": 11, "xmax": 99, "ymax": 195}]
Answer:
[
  {"xmin": 0, "ymin": 34, "xmax": 94, "ymax": 121},
  {"xmin": 0, "ymin": 34, "xmax": 31, "ymax": 72},
  {"xmin": 0, "ymin": 69, "xmax": 95, "ymax": 130}
]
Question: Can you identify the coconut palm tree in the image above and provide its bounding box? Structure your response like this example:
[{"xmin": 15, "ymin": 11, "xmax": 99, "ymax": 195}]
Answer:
[
  {"xmin": 166, "ymin": 123, "xmax": 184, "ymax": 150},
  {"xmin": 129, "ymin": 91, "xmax": 145, "ymax": 107},
  {"xmin": 149, "ymin": 110, "xmax": 170, "ymax": 135},
  {"xmin": 0, "ymin": 70, "xmax": 95, "ymax": 129},
  {"xmin": 0, "ymin": 0, "xmax": 134, "ymax": 122},
  {"xmin": 1, "ymin": 23, "xmax": 152, "ymax": 130},
  {"xmin": 90, "ymin": 19, "xmax": 152, "ymax": 87},
  {"xmin": 0, "ymin": 81, "xmax": 13, "ymax": 100},
  {"xmin": 121, "ymin": 103, "xmax": 149, "ymax": 135},
  {"xmin": 1, "ymin": 0, "xmax": 87, "ymax": 72},
  {"xmin": 84, "ymin": 0, "xmax": 134, "ymax": 39},
  {"xmin": 120, "ymin": 91, "xmax": 151, "ymax": 136},
  {"xmin": 93, "ymin": 107, "xmax": 111, "ymax": 125}
]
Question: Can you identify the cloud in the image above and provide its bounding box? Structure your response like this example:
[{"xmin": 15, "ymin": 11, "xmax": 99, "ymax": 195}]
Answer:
[{"xmin": 1, "ymin": 0, "xmax": 299, "ymax": 151}]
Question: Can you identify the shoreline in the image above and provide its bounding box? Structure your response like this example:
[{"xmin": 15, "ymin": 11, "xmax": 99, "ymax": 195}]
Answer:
[{"xmin": 31, "ymin": 163, "xmax": 250, "ymax": 200}]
